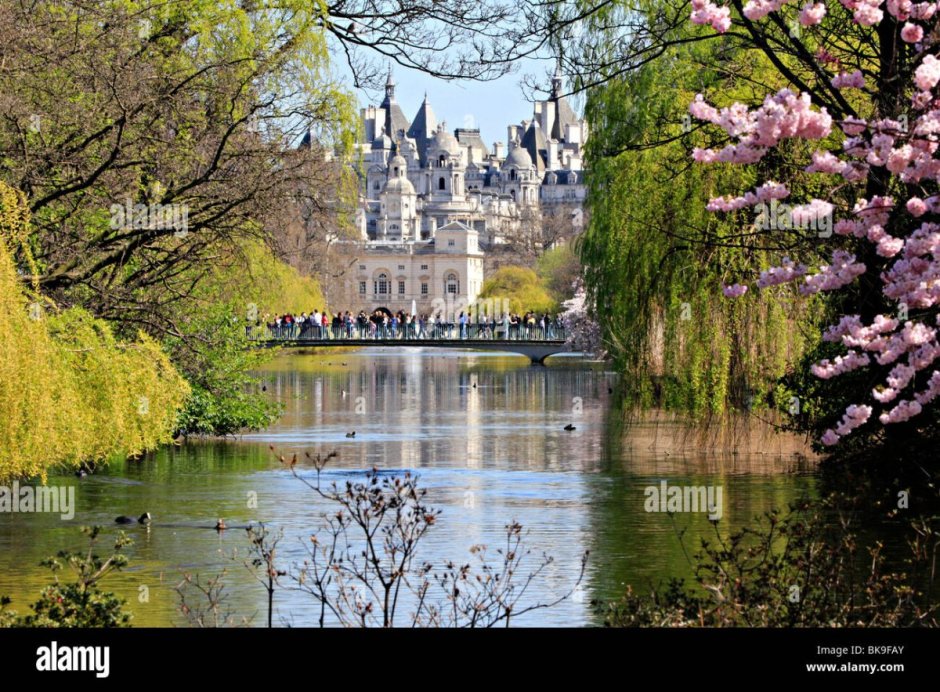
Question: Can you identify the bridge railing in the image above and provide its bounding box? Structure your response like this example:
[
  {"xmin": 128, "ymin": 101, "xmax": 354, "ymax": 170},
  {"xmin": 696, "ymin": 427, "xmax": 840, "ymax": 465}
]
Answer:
[{"xmin": 246, "ymin": 323, "xmax": 567, "ymax": 342}]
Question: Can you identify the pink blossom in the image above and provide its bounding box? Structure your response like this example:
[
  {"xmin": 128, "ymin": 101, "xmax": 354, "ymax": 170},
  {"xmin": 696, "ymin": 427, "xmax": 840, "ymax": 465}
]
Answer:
[
  {"xmin": 914, "ymin": 54, "xmax": 940, "ymax": 91},
  {"xmin": 906, "ymin": 197, "xmax": 928, "ymax": 216},
  {"xmin": 690, "ymin": 6, "xmax": 940, "ymax": 447},
  {"xmin": 689, "ymin": 94, "xmax": 720, "ymax": 123},
  {"xmin": 799, "ymin": 250, "xmax": 866, "ymax": 295},
  {"xmin": 887, "ymin": 363, "xmax": 917, "ymax": 390},
  {"xmin": 866, "ymin": 224, "xmax": 887, "ymax": 242},
  {"xmin": 811, "ymin": 351, "xmax": 871, "ymax": 379},
  {"xmin": 912, "ymin": 91, "xmax": 933, "ymax": 110},
  {"xmin": 841, "ymin": 117, "xmax": 868, "ymax": 136},
  {"xmin": 910, "ymin": 2, "xmax": 937, "ymax": 20},
  {"xmin": 914, "ymin": 371, "xmax": 940, "ymax": 405},
  {"xmin": 887, "ymin": 0, "xmax": 913, "ymax": 20},
  {"xmin": 722, "ymin": 283, "xmax": 749, "ymax": 298},
  {"xmin": 743, "ymin": 0, "xmax": 787, "ymax": 21},
  {"xmin": 707, "ymin": 181, "xmax": 791, "ymax": 211},
  {"xmin": 833, "ymin": 404, "xmax": 873, "ymax": 436},
  {"xmin": 791, "ymin": 199, "xmax": 834, "ymax": 227},
  {"xmin": 910, "ymin": 341, "xmax": 940, "ymax": 370},
  {"xmin": 872, "ymin": 387, "xmax": 899, "ymax": 403},
  {"xmin": 879, "ymin": 399, "xmax": 923, "ymax": 424},
  {"xmin": 799, "ymin": 2, "xmax": 827, "ymax": 24},
  {"xmin": 816, "ymin": 48, "xmax": 839, "ymax": 64},
  {"xmin": 876, "ymin": 235, "xmax": 905, "ymax": 257},
  {"xmin": 823, "ymin": 314, "xmax": 899, "ymax": 348},
  {"xmin": 806, "ymin": 150, "xmax": 846, "ymax": 174},
  {"xmin": 757, "ymin": 257, "xmax": 808, "ymax": 287},
  {"xmin": 690, "ymin": 0, "xmax": 732, "ymax": 32},
  {"xmin": 834, "ymin": 219, "xmax": 863, "ymax": 237},
  {"xmin": 900, "ymin": 22, "xmax": 924, "ymax": 42},
  {"xmin": 886, "ymin": 144, "xmax": 915, "ymax": 173},
  {"xmin": 850, "ymin": 0, "xmax": 885, "ymax": 25},
  {"xmin": 689, "ymin": 90, "xmax": 832, "ymax": 166},
  {"xmin": 692, "ymin": 148, "xmax": 719, "ymax": 163},
  {"xmin": 832, "ymin": 70, "xmax": 865, "ymax": 90}
]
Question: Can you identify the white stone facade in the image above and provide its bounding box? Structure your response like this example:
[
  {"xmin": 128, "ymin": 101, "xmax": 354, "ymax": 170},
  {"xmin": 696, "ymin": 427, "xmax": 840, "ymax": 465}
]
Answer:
[{"xmin": 343, "ymin": 69, "xmax": 587, "ymax": 315}]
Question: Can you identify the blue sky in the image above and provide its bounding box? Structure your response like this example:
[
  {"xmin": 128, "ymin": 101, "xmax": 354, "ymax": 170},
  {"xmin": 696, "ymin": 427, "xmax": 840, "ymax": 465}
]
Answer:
[{"xmin": 352, "ymin": 61, "xmax": 580, "ymax": 149}]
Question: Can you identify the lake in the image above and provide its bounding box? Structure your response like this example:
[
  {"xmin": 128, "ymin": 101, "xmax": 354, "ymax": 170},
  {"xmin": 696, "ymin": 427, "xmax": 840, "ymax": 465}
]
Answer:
[{"xmin": 0, "ymin": 348, "xmax": 818, "ymax": 626}]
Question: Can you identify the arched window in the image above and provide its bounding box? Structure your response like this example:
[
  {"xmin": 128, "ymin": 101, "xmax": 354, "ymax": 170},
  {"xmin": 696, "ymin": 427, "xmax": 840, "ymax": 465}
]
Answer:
[
  {"xmin": 445, "ymin": 273, "xmax": 459, "ymax": 295},
  {"xmin": 510, "ymin": 189, "xmax": 516, "ymax": 201},
  {"xmin": 510, "ymin": 169, "xmax": 516, "ymax": 181},
  {"xmin": 374, "ymin": 273, "xmax": 389, "ymax": 295},
  {"xmin": 438, "ymin": 177, "xmax": 446, "ymax": 190},
  {"xmin": 393, "ymin": 166, "xmax": 400, "ymax": 177},
  {"xmin": 439, "ymin": 154, "xmax": 446, "ymax": 167}
]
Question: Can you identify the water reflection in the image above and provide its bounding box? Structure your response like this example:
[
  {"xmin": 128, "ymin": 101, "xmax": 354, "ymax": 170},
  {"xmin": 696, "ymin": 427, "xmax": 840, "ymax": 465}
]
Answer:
[{"xmin": 0, "ymin": 348, "xmax": 817, "ymax": 626}]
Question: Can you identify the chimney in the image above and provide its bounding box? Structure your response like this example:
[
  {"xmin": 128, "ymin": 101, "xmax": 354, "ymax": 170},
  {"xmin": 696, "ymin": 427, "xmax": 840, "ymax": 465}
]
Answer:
[{"xmin": 548, "ymin": 140, "xmax": 559, "ymax": 170}]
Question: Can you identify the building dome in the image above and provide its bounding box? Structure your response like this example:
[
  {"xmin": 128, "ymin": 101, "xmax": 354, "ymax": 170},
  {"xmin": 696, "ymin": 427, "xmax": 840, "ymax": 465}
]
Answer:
[
  {"xmin": 430, "ymin": 127, "xmax": 460, "ymax": 155},
  {"xmin": 384, "ymin": 176, "xmax": 415, "ymax": 195},
  {"xmin": 502, "ymin": 143, "xmax": 533, "ymax": 170},
  {"xmin": 388, "ymin": 154, "xmax": 408, "ymax": 170}
]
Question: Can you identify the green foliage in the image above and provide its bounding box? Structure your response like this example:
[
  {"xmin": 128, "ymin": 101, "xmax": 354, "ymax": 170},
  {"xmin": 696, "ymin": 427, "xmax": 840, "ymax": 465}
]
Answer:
[
  {"xmin": 204, "ymin": 239, "xmax": 327, "ymax": 317},
  {"xmin": 1, "ymin": 527, "xmax": 133, "ymax": 628},
  {"xmin": 580, "ymin": 21, "xmax": 823, "ymax": 421},
  {"xmin": 0, "ymin": 182, "xmax": 189, "ymax": 481},
  {"xmin": 598, "ymin": 497, "xmax": 939, "ymax": 627},
  {"xmin": 164, "ymin": 239, "xmax": 327, "ymax": 437},
  {"xmin": 536, "ymin": 244, "xmax": 582, "ymax": 303},
  {"xmin": 168, "ymin": 302, "xmax": 281, "ymax": 437},
  {"xmin": 477, "ymin": 266, "xmax": 558, "ymax": 314},
  {"xmin": 0, "ymin": 0, "xmax": 357, "ymax": 331}
]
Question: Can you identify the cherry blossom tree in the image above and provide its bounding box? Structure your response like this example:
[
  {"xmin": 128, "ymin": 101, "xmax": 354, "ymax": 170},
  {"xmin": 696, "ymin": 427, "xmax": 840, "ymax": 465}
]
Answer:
[
  {"xmin": 688, "ymin": 1, "xmax": 940, "ymax": 447},
  {"xmin": 562, "ymin": 285, "xmax": 605, "ymax": 356}
]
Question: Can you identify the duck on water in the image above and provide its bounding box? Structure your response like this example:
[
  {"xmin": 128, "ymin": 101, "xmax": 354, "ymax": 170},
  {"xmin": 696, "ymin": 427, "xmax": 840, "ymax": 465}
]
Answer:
[
  {"xmin": 114, "ymin": 513, "xmax": 242, "ymax": 531},
  {"xmin": 115, "ymin": 512, "xmax": 151, "ymax": 525}
]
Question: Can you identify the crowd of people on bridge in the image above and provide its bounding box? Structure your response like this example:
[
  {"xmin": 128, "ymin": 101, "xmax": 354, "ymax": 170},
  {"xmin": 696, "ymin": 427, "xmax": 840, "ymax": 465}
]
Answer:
[{"xmin": 248, "ymin": 309, "xmax": 565, "ymax": 341}]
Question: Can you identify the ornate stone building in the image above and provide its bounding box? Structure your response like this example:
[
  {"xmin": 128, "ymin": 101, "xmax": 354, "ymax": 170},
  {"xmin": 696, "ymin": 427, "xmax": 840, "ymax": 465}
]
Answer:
[{"xmin": 345, "ymin": 69, "xmax": 587, "ymax": 316}]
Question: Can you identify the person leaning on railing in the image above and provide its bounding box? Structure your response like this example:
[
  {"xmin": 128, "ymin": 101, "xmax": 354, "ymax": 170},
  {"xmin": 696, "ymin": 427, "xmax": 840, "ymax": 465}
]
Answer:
[{"xmin": 258, "ymin": 309, "xmax": 565, "ymax": 342}]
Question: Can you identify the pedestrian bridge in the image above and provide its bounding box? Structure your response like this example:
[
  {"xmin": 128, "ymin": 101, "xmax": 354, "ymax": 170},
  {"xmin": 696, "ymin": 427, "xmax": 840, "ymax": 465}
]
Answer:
[{"xmin": 250, "ymin": 328, "xmax": 569, "ymax": 364}]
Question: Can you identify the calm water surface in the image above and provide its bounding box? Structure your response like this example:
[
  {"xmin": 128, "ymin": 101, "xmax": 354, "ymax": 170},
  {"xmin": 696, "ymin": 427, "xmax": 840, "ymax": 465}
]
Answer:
[{"xmin": 0, "ymin": 348, "xmax": 817, "ymax": 626}]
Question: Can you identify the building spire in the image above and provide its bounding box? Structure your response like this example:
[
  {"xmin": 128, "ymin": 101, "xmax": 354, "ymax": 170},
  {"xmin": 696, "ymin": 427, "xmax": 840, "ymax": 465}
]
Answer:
[
  {"xmin": 385, "ymin": 64, "xmax": 395, "ymax": 99},
  {"xmin": 551, "ymin": 60, "xmax": 563, "ymax": 98}
]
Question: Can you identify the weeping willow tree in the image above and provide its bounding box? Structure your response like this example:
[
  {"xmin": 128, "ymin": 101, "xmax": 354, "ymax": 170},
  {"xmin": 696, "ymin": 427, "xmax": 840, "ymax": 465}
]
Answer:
[
  {"xmin": 579, "ymin": 13, "xmax": 826, "ymax": 425},
  {"xmin": 0, "ymin": 183, "xmax": 189, "ymax": 481},
  {"xmin": 0, "ymin": 1, "xmax": 363, "ymax": 439},
  {"xmin": 163, "ymin": 238, "xmax": 330, "ymax": 438},
  {"xmin": 0, "ymin": 0, "xmax": 358, "ymax": 336}
]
